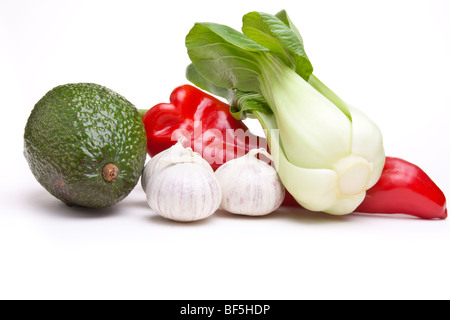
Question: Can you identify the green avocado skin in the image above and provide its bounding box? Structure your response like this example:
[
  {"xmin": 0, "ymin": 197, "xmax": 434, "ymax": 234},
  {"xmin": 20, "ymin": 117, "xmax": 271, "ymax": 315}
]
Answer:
[{"xmin": 24, "ymin": 83, "xmax": 147, "ymax": 208}]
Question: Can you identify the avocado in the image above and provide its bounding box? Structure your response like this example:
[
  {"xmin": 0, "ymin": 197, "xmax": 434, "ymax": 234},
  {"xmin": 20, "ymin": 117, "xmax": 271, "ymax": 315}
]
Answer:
[{"xmin": 24, "ymin": 83, "xmax": 147, "ymax": 208}]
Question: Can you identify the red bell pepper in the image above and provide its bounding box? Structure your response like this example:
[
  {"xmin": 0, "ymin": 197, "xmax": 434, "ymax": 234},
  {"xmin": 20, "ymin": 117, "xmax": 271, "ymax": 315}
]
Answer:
[
  {"xmin": 142, "ymin": 84, "xmax": 265, "ymax": 171},
  {"xmin": 142, "ymin": 85, "xmax": 447, "ymax": 220}
]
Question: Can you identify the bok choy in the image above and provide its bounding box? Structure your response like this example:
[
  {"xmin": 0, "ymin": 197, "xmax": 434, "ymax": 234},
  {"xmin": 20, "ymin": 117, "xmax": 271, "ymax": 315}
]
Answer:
[{"xmin": 185, "ymin": 10, "xmax": 385, "ymax": 215}]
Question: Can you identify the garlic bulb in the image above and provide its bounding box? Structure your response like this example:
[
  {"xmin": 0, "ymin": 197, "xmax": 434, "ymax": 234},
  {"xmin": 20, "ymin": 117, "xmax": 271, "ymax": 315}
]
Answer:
[
  {"xmin": 141, "ymin": 137, "xmax": 208, "ymax": 190},
  {"xmin": 215, "ymin": 149, "xmax": 285, "ymax": 216},
  {"xmin": 141, "ymin": 140, "xmax": 184, "ymax": 191},
  {"xmin": 144, "ymin": 140, "xmax": 222, "ymax": 222}
]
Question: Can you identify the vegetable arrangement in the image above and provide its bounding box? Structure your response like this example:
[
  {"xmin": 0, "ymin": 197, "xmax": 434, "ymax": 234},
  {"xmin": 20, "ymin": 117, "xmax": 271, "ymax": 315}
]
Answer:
[
  {"xmin": 144, "ymin": 85, "xmax": 447, "ymax": 220},
  {"xmin": 142, "ymin": 9, "xmax": 446, "ymax": 221},
  {"xmin": 24, "ymin": 9, "xmax": 447, "ymax": 222}
]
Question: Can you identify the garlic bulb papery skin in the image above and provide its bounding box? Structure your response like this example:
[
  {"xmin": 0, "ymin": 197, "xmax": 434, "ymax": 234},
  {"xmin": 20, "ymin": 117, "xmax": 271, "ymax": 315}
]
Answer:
[
  {"xmin": 215, "ymin": 149, "xmax": 285, "ymax": 216},
  {"xmin": 141, "ymin": 137, "xmax": 206, "ymax": 191},
  {"xmin": 145, "ymin": 143, "xmax": 222, "ymax": 222},
  {"xmin": 141, "ymin": 151, "xmax": 165, "ymax": 191}
]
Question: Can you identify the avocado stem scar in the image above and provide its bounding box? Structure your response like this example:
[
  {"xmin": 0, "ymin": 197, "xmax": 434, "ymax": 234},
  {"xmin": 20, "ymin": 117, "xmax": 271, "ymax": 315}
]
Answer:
[{"xmin": 102, "ymin": 163, "xmax": 119, "ymax": 182}]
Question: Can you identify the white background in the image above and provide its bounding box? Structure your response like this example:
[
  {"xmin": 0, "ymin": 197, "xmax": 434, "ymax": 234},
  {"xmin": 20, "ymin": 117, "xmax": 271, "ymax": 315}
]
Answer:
[{"xmin": 1, "ymin": 0, "xmax": 449, "ymax": 300}]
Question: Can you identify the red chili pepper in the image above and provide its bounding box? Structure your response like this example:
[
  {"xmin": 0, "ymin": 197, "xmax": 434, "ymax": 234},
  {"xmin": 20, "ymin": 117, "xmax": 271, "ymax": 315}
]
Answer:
[
  {"xmin": 142, "ymin": 84, "xmax": 264, "ymax": 171},
  {"xmin": 356, "ymin": 157, "xmax": 447, "ymax": 219},
  {"xmin": 143, "ymin": 85, "xmax": 447, "ymax": 220}
]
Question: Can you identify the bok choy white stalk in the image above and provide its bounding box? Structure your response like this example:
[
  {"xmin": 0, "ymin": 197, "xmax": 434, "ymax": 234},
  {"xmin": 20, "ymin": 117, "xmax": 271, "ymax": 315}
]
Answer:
[{"xmin": 185, "ymin": 10, "xmax": 385, "ymax": 215}]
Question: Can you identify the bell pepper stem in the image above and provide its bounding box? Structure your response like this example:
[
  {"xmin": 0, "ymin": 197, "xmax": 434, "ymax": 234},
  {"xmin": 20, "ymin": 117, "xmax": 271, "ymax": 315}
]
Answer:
[{"xmin": 138, "ymin": 109, "xmax": 148, "ymax": 118}]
